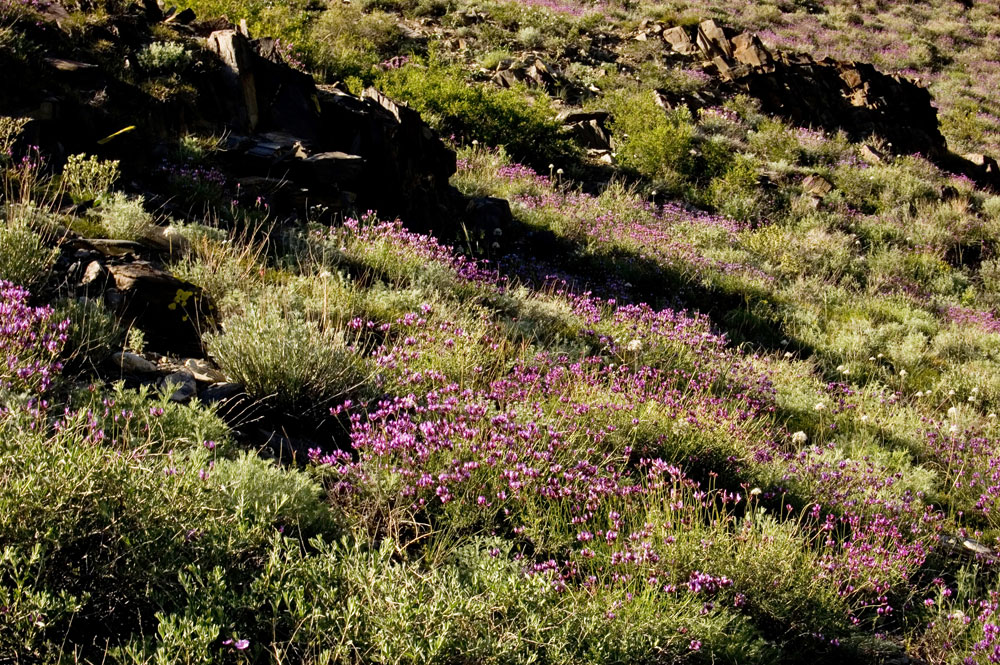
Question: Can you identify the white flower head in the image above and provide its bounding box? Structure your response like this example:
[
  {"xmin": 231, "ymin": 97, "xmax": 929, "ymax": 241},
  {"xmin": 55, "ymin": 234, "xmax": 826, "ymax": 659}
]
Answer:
[
  {"xmin": 947, "ymin": 406, "xmax": 959, "ymax": 419},
  {"xmin": 814, "ymin": 402, "xmax": 826, "ymax": 412},
  {"xmin": 791, "ymin": 431, "xmax": 808, "ymax": 445}
]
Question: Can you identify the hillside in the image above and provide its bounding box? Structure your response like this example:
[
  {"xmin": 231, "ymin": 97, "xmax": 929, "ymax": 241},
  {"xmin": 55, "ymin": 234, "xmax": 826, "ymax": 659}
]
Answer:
[{"xmin": 3, "ymin": 0, "xmax": 1000, "ymax": 663}]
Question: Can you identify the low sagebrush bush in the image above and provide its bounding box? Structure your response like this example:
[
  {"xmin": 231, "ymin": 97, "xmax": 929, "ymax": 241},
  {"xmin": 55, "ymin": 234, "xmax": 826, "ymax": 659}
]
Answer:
[
  {"xmin": 0, "ymin": 403, "xmax": 334, "ymax": 659},
  {"xmin": 206, "ymin": 299, "xmax": 368, "ymax": 410},
  {"xmin": 137, "ymin": 41, "xmax": 193, "ymax": 74},
  {"xmin": 96, "ymin": 192, "xmax": 154, "ymax": 241},
  {"xmin": 0, "ymin": 214, "xmax": 56, "ymax": 287}
]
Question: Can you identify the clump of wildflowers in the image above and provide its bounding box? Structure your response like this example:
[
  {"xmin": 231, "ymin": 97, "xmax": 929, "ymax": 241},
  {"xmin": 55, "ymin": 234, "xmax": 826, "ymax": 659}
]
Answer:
[{"xmin": 0, "ymin": 281, "xmax": 68, "ymax": 394}]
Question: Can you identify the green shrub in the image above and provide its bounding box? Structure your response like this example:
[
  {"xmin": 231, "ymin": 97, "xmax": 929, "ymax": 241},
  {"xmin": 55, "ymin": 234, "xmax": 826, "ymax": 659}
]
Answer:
[
  {"xmin": 606, "ymin": 90, "xmax": 697, "ymax": 194},
  {"xmin": 96, "ymin": 192, "xmax": 154, "ymax": 241},
  {"xmin": 0, "ymin": 406, "xmax": 333, "ymax": 659},
  {"xmin": 137, "ymin": 41, "xmax": 193, "ymax": 74},
  {"xmin": 206, "ymin": 299, "xmax": 368, "ymax": 410},
  {"xmin": 747, "ymin": 117, "xmax": 801, "ymax": 163},
  {"xmin": 708, "ymin": 154, "xmax": 765, "ymax": 221},
  {"xmin": 61, "ymin": 153, "xmax": 120, "ymax": 204},
  {"xmin": 377, "ymin": 62, "xmax": 575, "ymax": 167},
  {"xmin": 309, "ymin": 3, "xmax": 403, "ymax": 81}
]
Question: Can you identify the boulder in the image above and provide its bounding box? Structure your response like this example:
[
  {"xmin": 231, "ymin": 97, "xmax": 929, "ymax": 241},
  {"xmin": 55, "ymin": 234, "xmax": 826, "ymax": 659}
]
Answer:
[
  {"xmin": 466, "ymin": 196, "xmax": 513, "ymax": 234},
  {"xmin": 110, "ymin": 351, "xmax": 159, "ymax": 374},
  {"xmin": 660, "ymin": 21, "xmax": 950, "ymax": 162},
  {"xmin": 567, "ymin": 118, "xmax": 612, "ymax": 151},
  {"xmin": 161, "ymin": 369, "xmax": 198, "ymax": 403},
  {"xmin": 106, "ymin": 261, "xmax": 215, "ymax": 357},
  {"xmin": 731, "ymin": 33, "xmax": 772, "ymax": 69}
]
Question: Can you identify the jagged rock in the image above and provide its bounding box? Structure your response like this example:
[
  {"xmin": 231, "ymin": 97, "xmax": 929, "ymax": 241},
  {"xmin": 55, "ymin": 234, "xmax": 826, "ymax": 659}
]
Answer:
[
  {"xmin": 526, "ymin": 59, "xmax": 559, "ymax": 89},
  {"xmin": 292, "ymin": 151, "xmax": 365, "ymax": 184},
  {"xmin": 696, "ymin": 20, "xmax": 732, "ymax": 60},
  {"xmin": 558, "ymin": 109, "xmax": 613, "ymax": 150},
  {"xmin": 110, "ymin": 351, "xmax": 159, "ymax": 374},
  {"xmin": 165, "ymin": 7, "xmax": 195, "ymax": 24},
  {"xmin": 731, "ymin": 32, "xmax": 772, "ymax": 69},
  {"xmin": 940, "ymin": 533, "xmax": 997, "ymax": 559},
  {"xmin": 106, "ymin": 262, "xmax": 215, "ymax": 357},
  {"xmin": 207, "ymin": 29, "xmax": 259, "ymax": 132},
  {"xmin": 653, "ymin": 88, "xmax": 720, "ymax": 115},
  {"xmin": 660, "ymin": 22, "xmax": 950, "ymax": 162},
  {"xmin": 466, "ymin": 196, "xmax": 513, "ymax": 233},
  {"xmin": 802, "ymin": 175, "xmax": 834, "ymax": 197},
  {"xmin": 76, "ymin": 238, "xmax": 144, "ymax": 258},
  {"xmin": 570, "ymin": 118, "xmax": 613, "ymax": 151},
  {"xmin": 312, "ymin": 85, "xmax": 457, "ymax": 231},
  {"xmin": 662, "ymin": 26, "xmax": 699, "ymax": 55},
  {"xmin": 860, "ymin": 144, "xmax": 885, "ymax": 164},
  {"xmin": 492, "ymin": 57, "xmax": 563, "ymax": 91},
  {"xmin": 557, "ymin": 110, "xmax": 610, "ymax": 124},
  {"xmin": 81, "ymin": 260, "xmax": 109, "ymax": 288},
  {"xmin": 493, "ymin": 68, "xmax": 520, "ymax": 88}
]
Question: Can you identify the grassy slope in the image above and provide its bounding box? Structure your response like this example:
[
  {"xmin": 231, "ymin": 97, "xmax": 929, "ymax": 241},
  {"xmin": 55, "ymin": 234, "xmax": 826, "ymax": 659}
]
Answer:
[{"xmin": 5, "ymin": 0, "xmax": 1000, "ymax": 663}]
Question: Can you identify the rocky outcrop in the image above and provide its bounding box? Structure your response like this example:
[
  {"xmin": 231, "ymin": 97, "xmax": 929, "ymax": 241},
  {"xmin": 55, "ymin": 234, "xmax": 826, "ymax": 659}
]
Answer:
[
  {"xmin": 203, "ymin": 30, "xmax": 457, "ymax": 231},
  {"xmin": 646, "ymin": 20, "xmax": 1000, "ymax": 188},
  {"xmin": 653, "ymin": 20, "xmax": 947, "ymax": 159},
  {"xmin": 490, "ymin": 57, "xmax": 565, "ymax": 93},
  {"xmin": 2, "ymin": 6, "xmax": 461, "ymax": 233}
]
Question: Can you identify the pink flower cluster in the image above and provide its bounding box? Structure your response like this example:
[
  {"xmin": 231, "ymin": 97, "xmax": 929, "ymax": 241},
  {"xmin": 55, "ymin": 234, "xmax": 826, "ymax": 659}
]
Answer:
[{"xmin": 0, "ymin": 281, "xmax": 67, "ymax": 394}]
